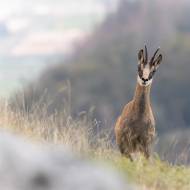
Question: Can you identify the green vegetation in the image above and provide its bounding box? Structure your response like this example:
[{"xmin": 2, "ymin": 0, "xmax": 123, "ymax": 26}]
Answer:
[
  {"xmin": 115, "ymin": 157, "xmax": 190, "ymax": 190},
  {"xmin": 10, "ymin": 0, "xmax": 190, "ymax": 165},
  {"xmin": 6, "ymin": 3, "xmax": 190, "ymax": 189},
  {"xmin": 1, "ymin": 99, "xmax": 190, "ymax": 190}
]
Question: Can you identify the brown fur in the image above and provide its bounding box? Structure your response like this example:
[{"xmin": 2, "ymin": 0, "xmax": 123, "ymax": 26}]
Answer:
[
  {"xmin": 115, "ymin": 83, "xmax": 155, "ymax": 160},
  {"xmin": 115, "ymin": 47, "xmax": 162, "ymax": 161}
]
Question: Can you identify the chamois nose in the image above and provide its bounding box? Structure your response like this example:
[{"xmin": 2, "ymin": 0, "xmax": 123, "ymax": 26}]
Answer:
[{"xmin": 142, "ymin": 77, "xmax": 148, "ymax": 82}]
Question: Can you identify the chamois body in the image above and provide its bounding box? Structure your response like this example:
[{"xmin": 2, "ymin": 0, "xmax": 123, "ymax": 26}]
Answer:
[
  {"xmin": 115, "ymin": 46, "xmax": 163, "ymax": 160},
  {"xmin": 115, "ymin": 83, "xmax": 155, "ymax": 160}
]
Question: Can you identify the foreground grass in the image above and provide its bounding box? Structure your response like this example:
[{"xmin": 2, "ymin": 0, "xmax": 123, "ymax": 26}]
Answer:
[{"xmin": 0, "ymin": 101, "xmax": 190, "ymax": 190}]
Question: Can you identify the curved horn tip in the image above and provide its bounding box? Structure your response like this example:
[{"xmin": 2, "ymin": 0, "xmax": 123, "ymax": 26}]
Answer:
[{"xmin": 156, "ymin": 47, "xmax": 160, "ymax": 51}]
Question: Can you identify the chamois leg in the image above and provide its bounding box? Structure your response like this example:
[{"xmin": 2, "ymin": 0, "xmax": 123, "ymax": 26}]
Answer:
[
  {"xmin": 121, "ymin": 148, "xmax": 133, "ymax": 161},
  {"xmin": 118, "ymin": 142, "xmax": 133, "ymax": 161},
  {"xmin": 143, "ymin": 146, "xmax": 151, "ymax": 159},
  {"xmin": 125, "ymin": 152, "xmax": 133, "ymax": 161}
]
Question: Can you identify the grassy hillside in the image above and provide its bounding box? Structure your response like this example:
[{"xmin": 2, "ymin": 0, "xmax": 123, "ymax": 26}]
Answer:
[
  {"xmin": 1, "ymin": 99, "xmax": 190, "ymax": 190},
  {"xmin": 11, "ymin": 0, "xmax": 190, "ymax": 134}
]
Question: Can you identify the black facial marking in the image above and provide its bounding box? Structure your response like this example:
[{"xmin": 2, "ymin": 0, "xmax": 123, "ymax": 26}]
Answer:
[
  {"xmin": 148, "ymin": 73, "xmax": 153, "ymax": 80},
  {"xmin": 148, "ymin": 70, "xmax": 156, "ymax": 80},
  {"xmin": 137, "ymin": 61, "xmax": 158, "ymax": 83},
  {"xmin": 137, "ymin": 47, "xmax": 162, "ymax": 85},
  {"xmin": 138, "ymin": 65, "xmax": 143, "ymax": 78},
  {"xmin": 148, "ymin": 76, "xmax": 152, "ymax": 80}
]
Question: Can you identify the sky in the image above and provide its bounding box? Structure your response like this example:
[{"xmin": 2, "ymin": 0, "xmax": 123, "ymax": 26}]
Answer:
[{"xmin": 0, "ymin": 0, "xmax": 119, "ymax": 97}]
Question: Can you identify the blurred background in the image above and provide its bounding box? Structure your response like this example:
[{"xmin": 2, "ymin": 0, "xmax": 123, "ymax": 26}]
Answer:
[
  {"xmin": 0, "ymin": 0, "xmax": 118, "ymax": 96},
  {"xmin": 1, "ymin": 0, "xmax": 190, "ymax": 162}
]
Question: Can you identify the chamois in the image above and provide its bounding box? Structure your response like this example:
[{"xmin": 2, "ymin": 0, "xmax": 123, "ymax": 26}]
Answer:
[{"xmin": 115, "ymin": 46, "xmax": 163, "ymax": 161}]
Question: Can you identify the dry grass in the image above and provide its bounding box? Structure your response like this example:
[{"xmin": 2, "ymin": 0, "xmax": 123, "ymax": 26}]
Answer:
[{"xmin": 0, "ymin": 99, "xmax": 190, "ymax": 190}]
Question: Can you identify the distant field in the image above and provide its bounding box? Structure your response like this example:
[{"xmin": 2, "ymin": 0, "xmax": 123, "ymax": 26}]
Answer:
[{"xmin": 0, "ymin": 55, "xmax": 61, "ymax": 97}]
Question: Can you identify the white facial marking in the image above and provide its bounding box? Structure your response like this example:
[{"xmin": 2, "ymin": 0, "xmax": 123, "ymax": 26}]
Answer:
[
  {"xmin": 137, "ymin": 75, "xmax": 152, "ymax": 86},
  {"xmin": 143, "ymin": 64, "xmax": 150, "ymax": 78},
  {"xmin": 138, "ymin": 64, "xmax": 153, "ymax": 86}
]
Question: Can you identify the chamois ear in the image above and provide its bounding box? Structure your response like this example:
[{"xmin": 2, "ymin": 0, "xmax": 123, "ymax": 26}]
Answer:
[
  {"xmin": 138, "ymin": 49, "xmax": 144, "ymax": 64},
  {"xmin": 153, "ymin": 54, "xmax": 162, "ymax": 68}
]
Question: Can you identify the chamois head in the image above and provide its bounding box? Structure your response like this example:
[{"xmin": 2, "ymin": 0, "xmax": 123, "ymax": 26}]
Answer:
[{"xmin": 137, "ymin": 46, "xmax": 162, "ymax": 86}]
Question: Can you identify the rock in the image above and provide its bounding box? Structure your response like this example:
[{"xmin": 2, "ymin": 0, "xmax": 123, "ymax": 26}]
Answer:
[{"xmin": 0, "ymin": 131, "xmax": 134, "ymax": 190}]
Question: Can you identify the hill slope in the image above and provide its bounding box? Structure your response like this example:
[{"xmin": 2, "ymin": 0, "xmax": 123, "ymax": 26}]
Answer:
[
  {"xmin": 1, "ymin": 101, "xmax": 190, "ymax": 190},
  {"xmin": 11, "ymin": 0, "xmax": 190, "ymax": 132}
]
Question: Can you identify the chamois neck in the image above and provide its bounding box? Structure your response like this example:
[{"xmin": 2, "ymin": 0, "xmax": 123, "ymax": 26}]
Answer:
[{"xmin": 133, "ymin": 82, "xmax": 152, "ymax": 114}]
